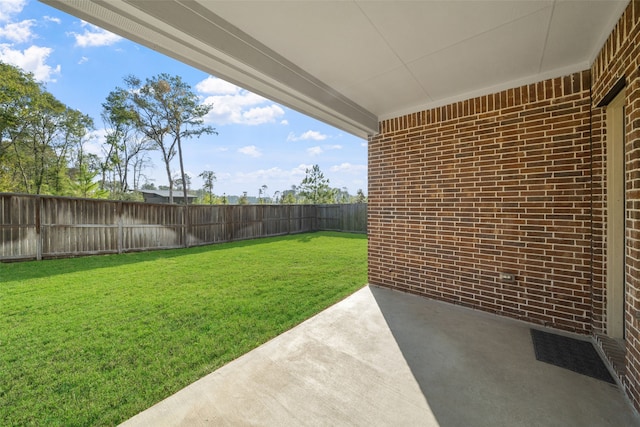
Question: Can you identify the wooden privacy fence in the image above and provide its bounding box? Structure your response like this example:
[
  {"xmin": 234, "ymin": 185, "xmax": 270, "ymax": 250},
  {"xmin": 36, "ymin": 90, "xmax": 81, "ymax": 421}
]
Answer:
[
  {"xmin": 0, "ymin": 193, "xmax": 366, "ymax": 261},
  {"xmin": 316, "ymin": 203, "xmax": 367, "ymax": 232}
]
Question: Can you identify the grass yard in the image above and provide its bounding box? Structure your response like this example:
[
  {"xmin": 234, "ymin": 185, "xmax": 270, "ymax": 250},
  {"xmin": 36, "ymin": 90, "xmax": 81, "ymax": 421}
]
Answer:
[{"xmin": 0, "ymin": 231, "xmax": 367, "ymax": 426}]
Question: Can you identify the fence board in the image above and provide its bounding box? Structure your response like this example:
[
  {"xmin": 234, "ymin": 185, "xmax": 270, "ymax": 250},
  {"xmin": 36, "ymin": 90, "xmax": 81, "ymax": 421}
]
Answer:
[
  {"xmin": 0, "ymin": 193, "xmax": 367, "ymax": 262},
  {"xmin": 40, "ymin": 197, "xmax": 119, "ymax": 257},
  {"xmin": 0, "ymin": 194, "xmax": 37, "ymax": 260},
  {"xmin": 121, "ymin": 202, "xmax": 184, "ymax": 250},
  {"xmin": 316, "ymin": 204, "xmax": 367, "ymax": 233}
]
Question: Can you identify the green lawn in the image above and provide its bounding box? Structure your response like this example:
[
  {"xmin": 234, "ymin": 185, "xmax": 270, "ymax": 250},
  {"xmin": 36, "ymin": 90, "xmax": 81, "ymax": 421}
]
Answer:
[{"xmin": 0, "ymin": 231, "xmax": 367, "ymax": 426}]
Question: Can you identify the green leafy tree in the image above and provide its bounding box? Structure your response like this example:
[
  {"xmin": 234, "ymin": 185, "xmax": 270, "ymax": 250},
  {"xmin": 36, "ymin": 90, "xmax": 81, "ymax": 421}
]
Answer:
[
  {"xmin": 0, "ymin": 62, "xmax": 41, "ymax": 165},
  {"xmin": 124, "ymin": 74, "xmax": 216, "ymax": 204},
  {"xmin": 54, "ymin": 108, "xmax": 95, "ymax": 195},
  {"xmin": 281, "ymin": 185, "xmax": 298, "ymax": 204},
  {"xmin": 199, "ymin": 170, "xmax": 217, "ymax": 204},
  {"xmin": 175, "ymin": 173, "xmax": 191, "ymax": 191},
  {"xmin": 5, "ymin": 91, "xmax": 64, "ymax": 194},
  {"xmin": 282, "ymin": 192, "xmax": 297, "ymax": 204},
  {"xmin": 356, "ymin": 188, "xmax": 367, "ymax": 203},
  {"xmin": 298, "ymin": 164, "xmax": 335, "ymax": 204},
  {"xmin": 72, "ymin": 163, "xmax": 108, "ymax": 199},
  {"xmin": 101, "ymin": 87, "xmax": 154, "ymax": 198},
  {"xmin": 11, "ymin": 93, "xmax": 92, "ymax": 195},
  {"xmin": 238, "ymin": 191, "xmax": 249, "ymax": 205},
  {"xmin": 0, "ymin": 62, "xmax": 94, "ymax": 196},
  {"xmin": 334, "ymin": 186, "xmax": 350, "ymax": 203}
]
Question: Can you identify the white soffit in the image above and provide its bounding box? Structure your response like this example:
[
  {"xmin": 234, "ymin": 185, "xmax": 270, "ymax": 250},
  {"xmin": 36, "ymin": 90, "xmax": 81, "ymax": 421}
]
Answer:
[{"xmin": 41, "ymin": 0, "xmax": 628, "ymax": 138}]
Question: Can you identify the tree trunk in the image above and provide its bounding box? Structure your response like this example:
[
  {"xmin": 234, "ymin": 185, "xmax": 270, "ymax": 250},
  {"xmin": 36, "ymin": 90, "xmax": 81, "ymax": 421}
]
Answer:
[{"xmin": 177, "ymin": 135, "xmax": 190, "ymax": 247}]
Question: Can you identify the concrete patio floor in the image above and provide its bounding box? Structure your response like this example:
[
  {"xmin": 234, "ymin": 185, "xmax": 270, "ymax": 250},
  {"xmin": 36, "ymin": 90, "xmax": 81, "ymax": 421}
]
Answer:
[{"xmin": 120, "ymin": 285, "xmax": 640, "ymax": 426}]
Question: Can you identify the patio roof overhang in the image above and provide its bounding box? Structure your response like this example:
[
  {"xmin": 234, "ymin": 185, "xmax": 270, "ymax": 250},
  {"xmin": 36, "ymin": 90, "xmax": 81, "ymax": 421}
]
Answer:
[{"xmin": 41, "ymin": 0, "xmax": 628, "ymax": 139}]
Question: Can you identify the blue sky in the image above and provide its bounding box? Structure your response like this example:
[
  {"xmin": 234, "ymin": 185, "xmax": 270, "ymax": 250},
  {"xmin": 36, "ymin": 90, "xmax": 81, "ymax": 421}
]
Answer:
[{"xmin": 0, "ymin": 0, "xmax": 367, "ymax": 198}]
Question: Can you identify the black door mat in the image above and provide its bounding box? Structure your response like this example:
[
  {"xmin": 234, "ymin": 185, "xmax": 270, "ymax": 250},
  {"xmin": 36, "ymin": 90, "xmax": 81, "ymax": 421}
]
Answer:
[{"xmin": 530, "ymin": 329, "xmax": 615, "ymax": 384}]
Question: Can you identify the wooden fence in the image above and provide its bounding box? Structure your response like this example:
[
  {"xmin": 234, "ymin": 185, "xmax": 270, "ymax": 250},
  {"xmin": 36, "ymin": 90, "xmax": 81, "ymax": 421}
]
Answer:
[
  {"xmin": 0, "ymin": 193, "xmax": 366, "ymax": 261},
  {"xmin": 316, "ymin": 203, "xmax": 367, "ymax": 232}
]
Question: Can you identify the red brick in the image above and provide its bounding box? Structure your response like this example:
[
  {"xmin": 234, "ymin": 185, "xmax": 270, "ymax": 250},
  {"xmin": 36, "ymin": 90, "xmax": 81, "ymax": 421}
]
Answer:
[{"xmin": 371, "ymin": 0, "xmax": 640, "ymax": 412}]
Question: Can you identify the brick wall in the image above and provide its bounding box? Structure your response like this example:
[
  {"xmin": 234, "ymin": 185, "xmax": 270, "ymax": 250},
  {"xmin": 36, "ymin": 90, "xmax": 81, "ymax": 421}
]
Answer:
[
  {"xmin": 369, "ymin": 70, "xmax": 593, "ymax": 333},
  {"xmin": 591, "ymin": 0, "xmax": 640, "ymax": 411},
  {"xmin": 368, "ymin": 0, "xmax": 640, "ymax": 413}
]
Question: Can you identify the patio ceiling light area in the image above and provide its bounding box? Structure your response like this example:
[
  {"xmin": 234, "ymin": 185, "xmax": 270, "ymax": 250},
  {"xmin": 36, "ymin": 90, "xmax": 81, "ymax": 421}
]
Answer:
[{"xmin": 41, "ymin": 0, "xmax": 627, "ymax": 138}]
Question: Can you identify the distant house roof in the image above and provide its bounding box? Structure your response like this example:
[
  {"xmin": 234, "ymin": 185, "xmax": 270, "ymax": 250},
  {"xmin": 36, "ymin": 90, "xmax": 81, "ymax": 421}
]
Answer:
[{"xmin": 137, "ymin": 189, "xmax": 197, "ymax": 204}]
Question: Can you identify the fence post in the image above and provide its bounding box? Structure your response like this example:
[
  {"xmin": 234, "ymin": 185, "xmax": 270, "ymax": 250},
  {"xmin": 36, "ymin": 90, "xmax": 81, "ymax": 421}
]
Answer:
[
  {"xmin": 184, "ymin": 204, "xmax": 190, "ymax": 248},
  {"xmin": 226, "ymin": 204, "xmax": 232, "ymax": 242},
  {"xmin": 35, "ymin": 195, "xmax": 42, "ymax": 261},
  {"xmin": 117, "ymin": 201, "xmax": 123, "ymax": 254}
]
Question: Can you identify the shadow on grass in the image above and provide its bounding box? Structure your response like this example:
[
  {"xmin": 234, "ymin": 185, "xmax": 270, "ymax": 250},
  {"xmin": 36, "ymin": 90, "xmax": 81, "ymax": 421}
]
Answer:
[
  {"xmin": 293, "ymin": 230, "xmax": 366, "ymax": 243},
  {"xmin": 0, "ymin": 231, "xmax": 366, "ymax": 284}
]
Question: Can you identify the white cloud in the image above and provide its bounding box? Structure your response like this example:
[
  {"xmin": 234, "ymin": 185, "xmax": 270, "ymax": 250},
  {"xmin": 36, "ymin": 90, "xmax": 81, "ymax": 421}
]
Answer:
[
  {"xmin": 303, "ymin": 130, "xmax": 328, "ymax": 140},
  {"xmin": 287, "ymin": 130, "xmax": 328, "ymax": 142},
  {"xmin": 361, "ymin": 141, "xmax": 368, "ymax": 147},
  {"xmin": 0, "ymin": 44, "xmax": 61, "ymax": 82},
  {"xmin": 280, "ymin": 119, "xmax": 289, "ymax": 125},
  {"xmin": 71, "ymin": 22, "xmax": 121, "ymax": 47},
  {"xmin": 197, "ymin": 76, "xmax": 286, "ymax": 125},
  {"xmin": 83, "ymin": 128, "xmax": 106, "ymax": 156},
  {"xmin": 242, "ymin": 105, "xmax": 285, "ymax": 125},
  {"xmin": 216, "ymin": 171, "xmax": 233, "ymax": 181},
  {"xmin": 203, "ymin": 93, "xmax": 284, "ymax": 125},
  {"xmin": 232, "ymin": 164, "xmax": 311, "ymax": 184},
  {"xmin": 196, "ymin": 76, "xmax": 239, "ymax": 95},
  {"xmin": 307, "ymin": 144, "xmax": 341, "ymax": 157},
  {"xmin": 44, "ymin": 16, "xmax": 61, "ymax": 24},
  {"xmin": 330, "ymin": 163, "xmax": 367, "ymax": 174},
  {"xmin": 292, "ymin": 164, "xmax": 313, "ymax": 175},
  {"xmin": 0, "ymin": 3, "xmax": 62, "ymax": 83},
  {"xmin": 238, "ymin": 145, "xmax": 262, "ymax": 158},
  {"xmin": 0, "ymin": 19, "xmax": 34, "ymax": 43},
  {"xmin": 0, "ymin": 0, "xmax": 25, "ymax": 22},
  {"xmin": 307, "ymin": 146, "xmax": 323, "ymax": 156},
  {"xmin": 78, "ymin": 56, "xmax": 89, "ymax": 64},
  {"xmin": 235, "ymin": 167, "xmax": 287, "ymax": 182}
]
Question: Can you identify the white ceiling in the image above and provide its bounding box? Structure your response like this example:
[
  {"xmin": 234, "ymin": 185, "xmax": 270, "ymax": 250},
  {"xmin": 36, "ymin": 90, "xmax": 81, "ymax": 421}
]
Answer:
[{"xmin": 41, "ymin": 1, "xmax": 628, "ymax": 138}]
